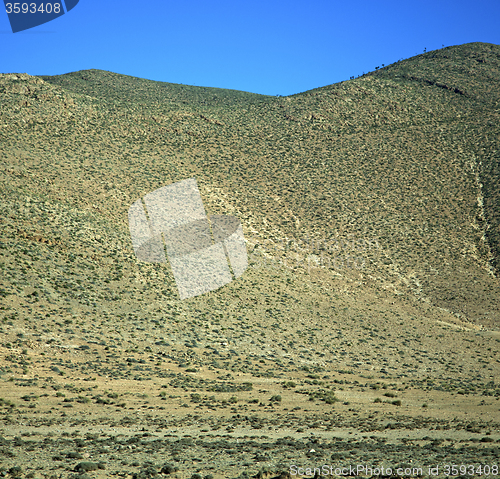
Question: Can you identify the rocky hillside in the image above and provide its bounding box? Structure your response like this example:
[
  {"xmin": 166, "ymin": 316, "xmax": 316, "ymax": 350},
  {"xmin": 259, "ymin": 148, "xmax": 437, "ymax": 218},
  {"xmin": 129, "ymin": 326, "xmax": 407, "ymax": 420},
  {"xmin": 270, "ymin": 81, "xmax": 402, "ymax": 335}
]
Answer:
[{"xmin": 0, "ymin": 42, "xmax": 499, "ymax": 478}]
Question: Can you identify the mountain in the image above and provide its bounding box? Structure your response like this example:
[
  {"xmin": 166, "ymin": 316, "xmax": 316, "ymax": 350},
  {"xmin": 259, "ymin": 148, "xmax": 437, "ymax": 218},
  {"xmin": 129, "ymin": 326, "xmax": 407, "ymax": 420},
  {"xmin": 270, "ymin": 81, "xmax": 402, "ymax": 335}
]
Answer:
[{"xmin": 0, "ymin": 42, "xmax": 499, "ymax": 478}]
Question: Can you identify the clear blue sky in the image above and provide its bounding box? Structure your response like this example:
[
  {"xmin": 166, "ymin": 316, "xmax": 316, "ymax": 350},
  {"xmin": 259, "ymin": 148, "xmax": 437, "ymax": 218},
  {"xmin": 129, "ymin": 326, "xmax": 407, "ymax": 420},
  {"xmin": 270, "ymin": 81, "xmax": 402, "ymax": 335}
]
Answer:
[{"xmin": 2, "ymin": 0, "xmax": 500, "ymax": 96}]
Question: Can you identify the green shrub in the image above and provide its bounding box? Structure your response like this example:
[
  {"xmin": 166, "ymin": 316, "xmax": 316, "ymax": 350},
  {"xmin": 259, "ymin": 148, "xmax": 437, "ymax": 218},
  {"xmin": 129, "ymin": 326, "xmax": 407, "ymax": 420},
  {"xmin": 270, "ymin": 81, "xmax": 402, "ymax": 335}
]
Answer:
[
  {"xmin": 74, "ymin": 462, "xmax": 99, "ymax": 472},
  {"xmin": 161, "ymin": 463, "xmax": 178, "ymax": 474}
]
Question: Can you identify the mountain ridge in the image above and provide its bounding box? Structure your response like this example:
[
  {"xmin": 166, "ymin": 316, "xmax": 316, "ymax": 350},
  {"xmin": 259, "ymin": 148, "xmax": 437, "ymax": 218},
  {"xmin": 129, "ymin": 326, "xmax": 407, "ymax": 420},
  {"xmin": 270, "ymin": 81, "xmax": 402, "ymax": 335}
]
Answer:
[{"xmin": 2, "ymin": 42, "xmax": 499, "ymax": 327}]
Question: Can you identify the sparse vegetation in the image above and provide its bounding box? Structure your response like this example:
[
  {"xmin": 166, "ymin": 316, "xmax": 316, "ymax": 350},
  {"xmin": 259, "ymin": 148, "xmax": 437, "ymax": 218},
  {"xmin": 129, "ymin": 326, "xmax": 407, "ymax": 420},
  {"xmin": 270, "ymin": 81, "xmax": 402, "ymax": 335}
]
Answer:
[{"xmin": 0, "ymin": 42, "xmax": 498, "ymax": 478}]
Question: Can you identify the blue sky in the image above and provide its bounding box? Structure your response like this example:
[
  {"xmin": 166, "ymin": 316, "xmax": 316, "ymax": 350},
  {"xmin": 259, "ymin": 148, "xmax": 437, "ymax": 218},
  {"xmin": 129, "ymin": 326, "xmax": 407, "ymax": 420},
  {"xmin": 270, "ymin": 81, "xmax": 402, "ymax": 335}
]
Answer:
[{"xmin": 2, "ymin": 0, "xmax": 500, "ymax": 96}]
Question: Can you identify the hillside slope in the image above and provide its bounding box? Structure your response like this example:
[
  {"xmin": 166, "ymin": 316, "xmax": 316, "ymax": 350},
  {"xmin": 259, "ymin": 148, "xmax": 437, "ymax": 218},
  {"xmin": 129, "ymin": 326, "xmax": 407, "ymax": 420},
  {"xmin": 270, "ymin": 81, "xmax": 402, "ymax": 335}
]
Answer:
[{"xmin": 32, "ymin": 41, "xmax": 500, "ymax": 327}]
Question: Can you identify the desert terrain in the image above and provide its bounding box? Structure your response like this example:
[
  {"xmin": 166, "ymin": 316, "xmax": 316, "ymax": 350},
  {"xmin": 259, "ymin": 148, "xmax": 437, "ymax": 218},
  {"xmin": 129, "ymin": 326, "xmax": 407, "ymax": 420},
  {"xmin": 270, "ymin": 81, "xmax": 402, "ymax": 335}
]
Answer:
[{"xmin": 0, "ymin": 42, "xmax": 499, "ymax": 478}]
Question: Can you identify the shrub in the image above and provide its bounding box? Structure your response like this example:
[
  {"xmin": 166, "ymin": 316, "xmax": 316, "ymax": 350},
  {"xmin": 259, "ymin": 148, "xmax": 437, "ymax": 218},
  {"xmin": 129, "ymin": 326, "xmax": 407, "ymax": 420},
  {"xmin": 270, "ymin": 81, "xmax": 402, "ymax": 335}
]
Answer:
[
  {"xmin": 74, "ymin": 462, "xmax": 98, "ymax": 472},
  {"xmin": 8, "ymin": 466, "xmax": 22, "ymax": 478},
  {"xmin": 481, "ymin": 437, "xmax": 494, "ymax": 443},
  {"xmin": 161, "ymin": 464, "xmax": 178, "ymax": 474}
]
